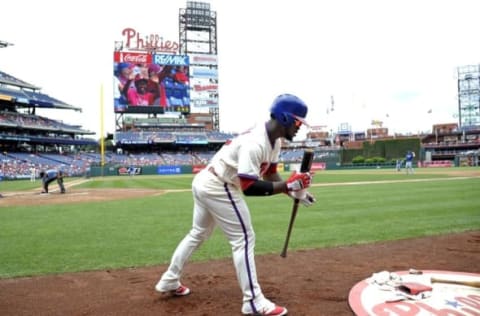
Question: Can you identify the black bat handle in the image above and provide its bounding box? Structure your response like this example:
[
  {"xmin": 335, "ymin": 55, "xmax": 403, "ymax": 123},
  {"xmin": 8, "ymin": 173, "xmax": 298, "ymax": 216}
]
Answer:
[{"xmin": 281, "ymin": 149, "xmax": 314, "ymax": 258}]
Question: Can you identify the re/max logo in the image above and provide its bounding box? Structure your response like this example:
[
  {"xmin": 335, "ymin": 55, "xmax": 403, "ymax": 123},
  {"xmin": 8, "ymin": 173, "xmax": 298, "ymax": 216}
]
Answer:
[{"xmin": 154, "ymin": 54, "xmax": 189, "ymax": 66}]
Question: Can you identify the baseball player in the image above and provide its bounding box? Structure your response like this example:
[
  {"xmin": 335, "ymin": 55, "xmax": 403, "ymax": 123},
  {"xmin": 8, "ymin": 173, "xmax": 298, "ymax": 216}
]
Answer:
[
  {"xmin": 30, "ymin": 165, "xmax": 36, "ymax": 182},
  {"xmin": 395, "ymin": 159, "xmax": 402, "ymax": 172},
  {"xmin": 405, "ymin": 150, "xmax": 415, "ymax": 174},
  {"xmin": 40, "ymin": 169, "xmax": 66, "ymax": 194},
  {"xmin": 155, "ymin": 94, "xmax": 316, "ymax": 316}
]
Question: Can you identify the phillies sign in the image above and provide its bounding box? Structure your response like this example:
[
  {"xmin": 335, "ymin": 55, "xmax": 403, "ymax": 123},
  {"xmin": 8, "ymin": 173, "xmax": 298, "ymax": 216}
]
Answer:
[{"xmin": 121, "ymin": 28, "xmax": 179, "ymax": 53}]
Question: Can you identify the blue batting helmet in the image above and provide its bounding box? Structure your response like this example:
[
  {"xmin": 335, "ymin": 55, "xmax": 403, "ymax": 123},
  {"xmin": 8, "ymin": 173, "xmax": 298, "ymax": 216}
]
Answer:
[{"xmin": 270, "ymin": 94, "xmax": 309, "ymax": 127}]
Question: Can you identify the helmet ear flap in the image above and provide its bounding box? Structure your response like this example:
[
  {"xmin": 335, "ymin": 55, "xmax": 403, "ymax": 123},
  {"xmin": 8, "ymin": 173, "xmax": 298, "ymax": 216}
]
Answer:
[{"xmin": 280, "ymin": 113, "xmax": 290, "ymax": 125}]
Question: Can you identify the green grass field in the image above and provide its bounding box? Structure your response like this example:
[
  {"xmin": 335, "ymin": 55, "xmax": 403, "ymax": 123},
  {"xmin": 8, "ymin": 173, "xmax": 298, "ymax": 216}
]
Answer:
[{"xmin": 1, "ymin": 167, "xmax": 479, "ymax": 278}]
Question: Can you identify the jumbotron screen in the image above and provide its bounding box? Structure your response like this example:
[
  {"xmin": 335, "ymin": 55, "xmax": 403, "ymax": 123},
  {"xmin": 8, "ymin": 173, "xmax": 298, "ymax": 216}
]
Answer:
[{"xmin": 113, "ymin": 52, "xmax": 190, "ymax": 114}]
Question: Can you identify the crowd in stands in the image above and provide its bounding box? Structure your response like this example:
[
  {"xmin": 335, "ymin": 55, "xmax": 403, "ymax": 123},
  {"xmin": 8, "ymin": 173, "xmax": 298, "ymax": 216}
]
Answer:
[
  {"xmin": 0, "ymin": 151, "xmax": 218, "ymax": 180},
  {"xmin": 1, "ymin": 148, "xmax": 318, "ymax": 180},
  {"xmin": 1, "ymin": 152, "xmax": 95, "ymax": 180},
  {"xmin": 115, "ymin": 130, "xmax": 234, "ymax": 145},
  {"xmin": 0, "ymin": 111, "xmax": 89, "ymax": 132},
  {"xmin": 278, "ymin": 150, "xmax": 304, "ymax": 162},
  {"xmin": 0, "ymin": 111, "xmax": 96, "ymax": 146}
]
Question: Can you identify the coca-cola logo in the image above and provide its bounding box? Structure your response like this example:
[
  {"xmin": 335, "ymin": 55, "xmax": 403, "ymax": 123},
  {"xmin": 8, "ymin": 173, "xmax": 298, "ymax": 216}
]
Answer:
[{"xmin": 122, "ymin": 54, "xmax": 148, "ymax": 63}]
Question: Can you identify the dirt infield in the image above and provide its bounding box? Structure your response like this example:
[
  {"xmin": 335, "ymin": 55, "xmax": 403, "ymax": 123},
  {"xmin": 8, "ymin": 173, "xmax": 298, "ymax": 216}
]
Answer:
[
  {"xmin": 0, "ymin": 178, "xmax": 167, "ymax": 206},
  {"xmin": 0, "ymin": 175, "xmax": 479, "ymax": 315},
  {"xmin": 1, "ymin": 188, "xmax": 162, "ymax": 206},
  {"xmin": 0, "ymin": 231, "xmax": 478, "ymax": 315}
]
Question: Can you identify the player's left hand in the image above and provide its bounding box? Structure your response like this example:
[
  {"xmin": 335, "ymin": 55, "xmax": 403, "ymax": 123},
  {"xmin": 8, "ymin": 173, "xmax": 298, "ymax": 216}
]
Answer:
[
  {"xmin": 286, "ymin": 171, "xmax": 313, "ymax": 191},
  {"xmin": 288, "ymin": 189, "xmax": 316, "ymax": 207}
]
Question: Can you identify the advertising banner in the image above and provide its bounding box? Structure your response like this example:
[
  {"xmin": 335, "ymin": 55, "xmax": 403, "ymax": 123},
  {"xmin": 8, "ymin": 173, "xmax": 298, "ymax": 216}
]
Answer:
[
  {"xmin": 191, "ymin": 67, "xmax": 218, "ymax": 79},
  {"xmin": 118, "ymin": 166, "xmax": 142, "ymax": 175},
  {"xmin": 189, "ymin": 54, "xmax": 218, "ymax": 66},
  {"xmin": 190, "ymin": 77, "xmax": 218, "ymax": 109},
  {"xmin": 157, "ymin": 165, "xmax": 182, "ymax": 175},
  {"xmin": 192, "ymin": 165, "xmax": 207, "ymax": 174}
]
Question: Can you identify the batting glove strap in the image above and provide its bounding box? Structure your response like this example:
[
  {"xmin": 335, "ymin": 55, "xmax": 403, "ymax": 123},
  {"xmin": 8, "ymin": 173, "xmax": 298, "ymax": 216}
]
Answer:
[{"xmin": 286, "ymin": 171, "xmax": 312, "ymax": 192}]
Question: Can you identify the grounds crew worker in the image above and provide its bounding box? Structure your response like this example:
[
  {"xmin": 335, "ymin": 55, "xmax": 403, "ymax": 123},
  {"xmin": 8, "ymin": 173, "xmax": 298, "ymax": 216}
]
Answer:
[{"xmin": 40, "ymin": 169, "xmax": 66, "ymax": 194}]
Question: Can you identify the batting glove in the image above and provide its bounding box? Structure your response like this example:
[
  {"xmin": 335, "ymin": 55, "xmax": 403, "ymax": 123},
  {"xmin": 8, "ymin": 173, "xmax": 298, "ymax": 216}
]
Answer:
[
  {"xmin": 286, "ymin": 171, "xmax": 313, "ymax": 192},
  {"xmin": 289, "ymin": 190, "xmax": 316, "ymax": 207}
]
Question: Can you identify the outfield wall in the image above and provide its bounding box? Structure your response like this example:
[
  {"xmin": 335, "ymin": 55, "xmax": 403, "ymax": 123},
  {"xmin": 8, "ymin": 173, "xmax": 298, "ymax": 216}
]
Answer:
[
  {"xmin": 90, "ymin": 163, "xmax": 298, "ymax": 177},
  {"xmin": 87, "ymin": 160, "xmax": 392, "ymax": 177}
]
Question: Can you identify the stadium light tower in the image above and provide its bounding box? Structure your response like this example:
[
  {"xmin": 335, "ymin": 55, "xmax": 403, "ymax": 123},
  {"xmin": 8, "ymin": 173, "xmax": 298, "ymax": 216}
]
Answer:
[
  {"xmin": 0, "ymin": 40, "xmax": 14, "ymax": 48},
  {"xmin": 179, "ymin": 1, "xmax": 219, "ymax": 130},
  {"xmin": 457, "ymin": 64, "xmax": 480, "ymax": 130}
]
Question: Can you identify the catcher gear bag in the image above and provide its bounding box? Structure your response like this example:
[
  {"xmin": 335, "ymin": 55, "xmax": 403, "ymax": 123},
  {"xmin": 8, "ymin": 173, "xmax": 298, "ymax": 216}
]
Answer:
[{"xmin": 270, "ymin": 94, "xmax": 309, "ymax": 127}]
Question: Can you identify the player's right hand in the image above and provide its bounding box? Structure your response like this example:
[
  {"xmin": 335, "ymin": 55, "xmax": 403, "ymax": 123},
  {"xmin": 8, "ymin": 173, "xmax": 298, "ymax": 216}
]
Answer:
[
  {"xmin": 286, "ymin": 171, "xmax": 312, "ymax": 192},
  {"xmin": 288, "ymin": 190, "xmax": 317, "ymax": 207}
]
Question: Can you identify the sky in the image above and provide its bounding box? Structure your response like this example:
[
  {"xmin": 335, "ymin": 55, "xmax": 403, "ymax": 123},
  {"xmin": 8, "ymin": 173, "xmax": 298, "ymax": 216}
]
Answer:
[{"xmin": 1, "ymin": 0, "xmax": 480, "ymax": 140}]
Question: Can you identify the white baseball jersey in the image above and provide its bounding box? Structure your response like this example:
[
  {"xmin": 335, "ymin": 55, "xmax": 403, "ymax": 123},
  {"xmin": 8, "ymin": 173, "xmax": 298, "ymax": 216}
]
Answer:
[
  {"xmin": 157, "ymin": 123, "xmax": 283, "ymax": 313},
  {"xmin": 208, "ymin": 123, "xmax": 282, "ymax": 188}
]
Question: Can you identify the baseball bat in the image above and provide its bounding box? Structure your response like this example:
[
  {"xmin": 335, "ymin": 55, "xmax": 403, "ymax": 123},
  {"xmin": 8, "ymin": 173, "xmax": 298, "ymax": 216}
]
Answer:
[
  {"xmin": 431, "ymin": 277, "xmax": 480, "ymax": 288},
  {"xmin": 280, "ymin": 149, "xmax": 314, "ymax": 258}
]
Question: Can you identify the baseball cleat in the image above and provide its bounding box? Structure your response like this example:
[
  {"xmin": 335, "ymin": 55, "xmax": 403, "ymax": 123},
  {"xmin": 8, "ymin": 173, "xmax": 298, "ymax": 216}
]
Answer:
[
  {"xmin": 173, "ymin": 284, "xmax": 190, "ymax": 296},
  {"xmin": 155, "ymin": 283, "xmax": 190, "ymax": 296},
  {"xmin": 242, "ymin": 304, "xmax": 288, "ymax": 316}
]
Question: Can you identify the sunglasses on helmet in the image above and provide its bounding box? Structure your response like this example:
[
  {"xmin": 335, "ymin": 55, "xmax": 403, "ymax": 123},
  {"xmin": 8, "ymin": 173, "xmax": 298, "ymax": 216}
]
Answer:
[
  {"xmin": 294, "ymin": 118, "xmax": 303, "ymax": 127},
  {"xmin": 292, "ymin": 115, "xmax": 308, "ymax": 128}
]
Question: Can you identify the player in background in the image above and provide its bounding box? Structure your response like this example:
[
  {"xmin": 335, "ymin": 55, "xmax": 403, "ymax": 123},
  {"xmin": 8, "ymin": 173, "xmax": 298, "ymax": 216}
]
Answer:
[
  {"xmin": 40, "ymin": 169, "xmax": 66, "ymax": 194},
  {"xmin": 57, "ymin": 170, "xmax": 66, "ymax": 193},
  {"xmin": 127, "ymin": 165, "xmax": 136, "ymax": 177},
  {"xmin": 155, "ymin": 94, "xmax": 316, "ymax": 316},
  {"xmin": 395, "ymin": 159, "xmax": 402, "ymax": 172},
  {"xmin": 30, "ymin": 165, "xmax": 36, "ymax": 182},
  {"xmin": 405, "ymin": 150, "xmax": 415, "ymax": 174}
]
